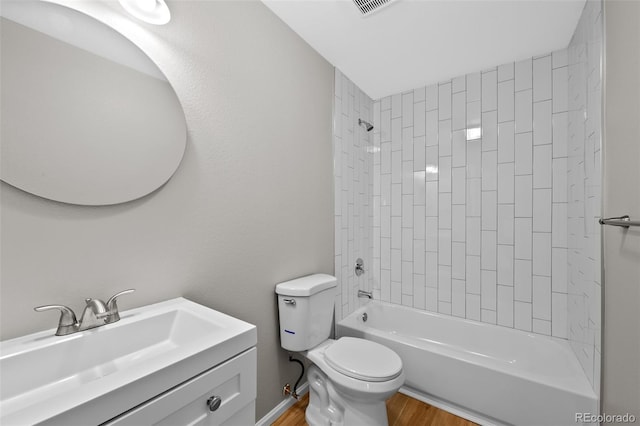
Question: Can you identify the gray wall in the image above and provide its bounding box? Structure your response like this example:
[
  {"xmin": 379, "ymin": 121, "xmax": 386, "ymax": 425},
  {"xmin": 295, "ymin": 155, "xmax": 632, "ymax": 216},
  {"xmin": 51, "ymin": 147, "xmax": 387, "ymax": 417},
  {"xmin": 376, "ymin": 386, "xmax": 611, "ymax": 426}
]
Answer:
[
  {"xmin": 602, "ymin": 0, "xmax": 640, "ymax": 419},
  {"xmin": 0, "ymin": 0, "xmax": 334, "ymax": 420}
]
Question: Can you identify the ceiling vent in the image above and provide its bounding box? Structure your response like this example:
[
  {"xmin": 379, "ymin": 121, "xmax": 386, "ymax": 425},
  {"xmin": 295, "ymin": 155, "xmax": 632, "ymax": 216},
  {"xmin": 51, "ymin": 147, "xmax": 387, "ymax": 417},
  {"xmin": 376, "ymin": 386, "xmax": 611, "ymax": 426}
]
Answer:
[{"xmin": 352, "ymin": 0, "xmax": 397, "ymax": 17}]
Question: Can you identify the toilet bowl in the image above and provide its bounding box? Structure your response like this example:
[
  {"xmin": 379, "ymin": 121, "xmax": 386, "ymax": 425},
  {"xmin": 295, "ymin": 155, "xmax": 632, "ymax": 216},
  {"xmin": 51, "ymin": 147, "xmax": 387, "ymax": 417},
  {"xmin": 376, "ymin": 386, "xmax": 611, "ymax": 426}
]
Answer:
[{"xmin": 276, "ymin": 274, "xmax": 405, "ymax": 426}]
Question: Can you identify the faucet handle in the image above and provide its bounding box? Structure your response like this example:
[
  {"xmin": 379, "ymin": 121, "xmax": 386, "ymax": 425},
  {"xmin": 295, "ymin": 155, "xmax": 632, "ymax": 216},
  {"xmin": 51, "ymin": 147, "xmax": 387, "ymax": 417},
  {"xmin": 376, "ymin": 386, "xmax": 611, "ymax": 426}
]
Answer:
[
  {"xmin": 105, "ymin": 289, "xmax": 135, "ymax": 322},
  {"xmin": 34, "ymin": 305, "xmax": 78, "ymax": 336}
]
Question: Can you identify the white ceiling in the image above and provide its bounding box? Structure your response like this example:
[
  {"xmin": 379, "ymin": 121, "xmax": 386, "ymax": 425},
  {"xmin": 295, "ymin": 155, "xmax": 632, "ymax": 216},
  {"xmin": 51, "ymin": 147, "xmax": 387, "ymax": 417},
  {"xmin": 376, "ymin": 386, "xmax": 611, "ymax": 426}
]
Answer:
[{"xmin": 262, "ymin": 0, "xmax": 586, "ymax": 99}]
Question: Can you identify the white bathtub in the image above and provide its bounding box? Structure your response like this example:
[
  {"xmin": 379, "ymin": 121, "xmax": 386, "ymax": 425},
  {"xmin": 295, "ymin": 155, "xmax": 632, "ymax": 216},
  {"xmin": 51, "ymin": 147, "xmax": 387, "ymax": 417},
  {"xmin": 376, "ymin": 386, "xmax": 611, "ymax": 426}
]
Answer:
[{"xmin": 337, "ymin": 301, "xmax": 598, "ymax": 426}]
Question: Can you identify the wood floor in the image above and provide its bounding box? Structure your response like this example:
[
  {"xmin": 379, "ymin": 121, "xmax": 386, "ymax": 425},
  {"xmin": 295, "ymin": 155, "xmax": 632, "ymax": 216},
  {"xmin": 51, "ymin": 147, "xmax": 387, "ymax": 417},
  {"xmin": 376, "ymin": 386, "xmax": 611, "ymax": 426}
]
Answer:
[{"xmin": 272, "ymin": 392, "xmax": 477, "ymax": 426}]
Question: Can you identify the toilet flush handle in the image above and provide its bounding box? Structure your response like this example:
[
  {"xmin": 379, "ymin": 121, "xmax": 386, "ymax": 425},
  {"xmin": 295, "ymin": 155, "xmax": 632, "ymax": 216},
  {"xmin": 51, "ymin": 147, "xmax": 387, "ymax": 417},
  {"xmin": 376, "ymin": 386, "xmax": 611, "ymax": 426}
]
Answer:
[{"xmin": 283, "ymin": 298, "xmax": 296, "ymax": 306}]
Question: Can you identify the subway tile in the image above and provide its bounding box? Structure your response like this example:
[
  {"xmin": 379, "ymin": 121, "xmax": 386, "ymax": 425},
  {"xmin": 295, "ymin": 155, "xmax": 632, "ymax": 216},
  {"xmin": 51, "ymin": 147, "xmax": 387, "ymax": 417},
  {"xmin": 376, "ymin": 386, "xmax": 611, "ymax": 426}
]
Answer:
[
  {"xmin": 497, "ymin": 204, "xmax": 515, "ymax": 245},
  {"xmin": 553, "ymin": 67, "xmax": 568, "ymax": 113},
  {"xmin": 391, "ymin": 93, "xmax": 402, "ymax": 118},
  {"xmin": 514, "ymin": 217, "xmax": 532, "ymax": 259},
  {"xmin": 452, "ymin": 131, "xmax": 466, "ymax": 167},
  {"xmin": 381, "ymin": 142, "xmax": 391, "ymax": 174},
  {"xmin": 532, "ymin": 319, "xmax": 551, "ymax": 336},
  {"xmin": 533, "ymin": 100, "xmax": 552, "ymax": 145},
  {"xmin": 452, "ymin": 204, "xmax": 466, "ymax": 242},
  {"xmin": 425, "ymin": 84, "xmax": 438, "ymax": 111},
  {"xmin": 533, "ymin": 275, "xmax": 551, "ymax": 320},
  {"xmin": 552, "ymin": 247, "xmax": 568, "ymax": 293},
  {"xmin": 515, "ymin": 259, "xmax": 532, "ymax": 302},
  {"xmin": 402, "ymin": 92, "xmax": 414, "ymax": 127},
  {"xmin": 426, "ymin": 287, "xmax": 438, "ymax": 311},
  {"xmin": 402, "ymin": 161, "xmax": 414, "ymax": 193},
  {"xmin": 497, "ymin": 245, "xmax": 514, "ymax": 286},
  {"xmin": 439, "ymin": 193, "xmax": 452, "ymax": 229},
  {"xmin": 467, "ymin": 100, "xmax": 481, "ymax": 128},
  {"xmin": 533, "ymin": 144, "xmax": 552, "ymax": 188},
  {"xmin": 452, "ymin": 92, "xmax": 466, "ymax": 130},
  {"xmin": 439, "ymin": 229, "xmax": 452, "ymax": 266},
  {"xmin": 402, "ymin": 128, "xmax": 414, "ymax": 161},
  {"xmin": 381, "ymin": 174, "xmax": 391, "ymax": 205},
  {"xmin": 414, "ymin": 137, "xmax": 426, "ymax": 173},
  {"xmin": 414, "ymin": 239, "xmax": 426, "ymax": 274},
  {"xmin": 532, "ymin": 232, "xmax": 552, "ymax": 276},
  {"xmin": 439, "ymin": 119, "xmax": 452, "ymax": 156},
  {"xmin": 402, "ymin": 225, "xmax": 413, "ymax": 260},
  {"xmin": 498, "ymin": 163, "xmax": 515, "ymax": 204},
  {"xmin": 515, "ymin": 90, "xmax": 533, "ymax": 133},
  {"xmin": 452, "ymin": 279, "xmax": 466, "ymax": 317},
  {"xmin": 402, "ymin": 294, "xmax": 413, "ymax": 307},
  {"xmin": 413, "ymin": 275, "xmax": 426, "ymax": 309},
  {"xmin": 381, "ymin": 205, "xmax": 391, "ymax": 238},
  {"xmin": 482, "ymin": 70, "xmax": 497, "ymax": 112},
  {"xmin": 514, "ymin": 301, "xmax": 532, "ymax": 331},
  {"xmin": 515, "ymin": 58, "xmax": 532, "ymax": 91},
  {"xmin": 391, "ymin": 249, "xmax": 402, "ymax": 281},
  {"xmin": 439, "ymin": 302, "xmax": 452, "ymax": 315},
  {"xmin": 466, "ymin": 256, "xmax": 481, "ymax": 294},
  {"xmin": 498, "ymin": 80, "xmax": 515, "ymax": 122},
  {"xmin": 552, "ymin": 158, "xmax": 567, "ymax": 202},
  {"xmin": 392, "ymin": 183, "xmax": 402, "ymax": 215},
  {"xmin": 391, "ymin": 281, "xmax": 402, "ymax": 304},
  {"xmin": 414, "ymin": 86, "xmax": 426, "ymax": 103},
  {"xmin": 392, "ymin": 117, "xmax": 402, "ymax": 151},
  {"xmin": 402, "ymin": 261, "xmax": 413, "ymax": 294},
  {"xmin": 467, "ymin": 72, "xmax": 481, "ymax": 102},
  {"xmin": 481, "ymin": 270, "xmax": 497, "ymax": 310},
  {"xmin": 439, "ymin": 156, "xmax": 452, "ymax": 193},
  {"xmin": 381, "ymin": 238, "xmax": 391, "ymax": 270},
  {"xmin": 381, "ymin": 95, "xmax": 391, "ymax": 111},
  {"xmin": 482, "ymin": 191, "xmax": 498, "ymax": 231},
  {"xmin": 439, "ymin": 265, "xmax": 452, "ymax": 302},
  {"xmin": 425, "ymin": 182, "xmax": 438, "ymax": 216},
  {"xmin": 467, "ymin": 140, "xmax": 482, "ymax": 178},
  {"xmin": 552, "ymin": 203, "xmax": 568, "ymax": 248},
  {"xmin": 498, "ymin": 62, "xmax": 514, "ymax": 82},
  {"xmin": 452, "ymin": 242, "xmax": 466, "ymax": 280},
  {"xmin": 552, "ymin": 293, "xmax": 568, "ymax": 338},
  {"xmin": 481, "ymin": 309, "xmax": 497, "ymax": 325},
  {"xmin": 497, "ymin": 285, "xmax": 514, "ymax": 327},
  {"xmin": 414, "ymin": 205, "xmax": 426, "ymax": 239},
  {"xmin": 481, "ymin": 230, "xmax": 497, "ymax": 270},
  {"xmin": 426, "ymin": 252, "xmax": 438, "ymax": 287},
  {"xmin": 466, "ymin": 178, "xmax": 482, "ymax": 217},
  {"xmin": 426, "ymin": 110, "xmax": 439, "ymax": 146},
  {"xmin": 498, "ymin": 121, "xmax": 515, "ymax": 163},
  {"xmin": 515, "ymin": 132, "xmax": 533, "ymax": 175},
  {"xmin": 391, "ymin": 216, "xmax": 402, "ymax": 249},
  {"xmin": 439, "ymin": 82, "xmax": 452, "ymax": 120},
  {"xmin": 414, "ymin": 101, "xmax": 426, "ymax": 137},
  {"xmin": 515, "ymin": 175, "xmax": 533, "ymax": 217},
  {"xmin": 533, "ymin": 55, "xmax": 552, "ymax": 102},
  {"xmin": 482, "ymin": 110, "xmax": 498, "ymax": 151},
  {"xmin": 452, "ymin": 167, "xmax": 466, "ymax": 205},
  {"xmin": 533, "ymin": 189, "xmax": 552, "ymax": 232},
  {"xmin": 466, "ymin": 217, "xmax": 481, "ymax": 255},
  {"xmin": 552, "ymin": 112, "xmax": 568, "ymax": 158},
  {"xmin": 425, "ymin": 146, "xmax": 439, "ymax": 181},
  {"xmin": 482, "ymin": 150, "xmax": 498, "ymax": 191}
]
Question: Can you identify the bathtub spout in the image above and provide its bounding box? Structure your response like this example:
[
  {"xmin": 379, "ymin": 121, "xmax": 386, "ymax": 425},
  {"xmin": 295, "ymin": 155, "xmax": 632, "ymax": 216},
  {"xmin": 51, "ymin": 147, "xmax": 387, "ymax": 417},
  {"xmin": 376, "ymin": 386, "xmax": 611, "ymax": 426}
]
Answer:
[{"xmin": 357, "ymin": 290, "xmax": 372, "ymax": 299}]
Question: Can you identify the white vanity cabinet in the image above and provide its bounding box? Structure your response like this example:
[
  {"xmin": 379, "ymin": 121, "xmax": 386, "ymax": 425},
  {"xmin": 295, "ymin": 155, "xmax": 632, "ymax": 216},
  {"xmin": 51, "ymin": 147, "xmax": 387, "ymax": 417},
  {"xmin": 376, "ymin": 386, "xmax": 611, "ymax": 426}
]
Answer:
[{"xmin": 105, "ymin": 347, "xmax": 256, "ymax": 425}]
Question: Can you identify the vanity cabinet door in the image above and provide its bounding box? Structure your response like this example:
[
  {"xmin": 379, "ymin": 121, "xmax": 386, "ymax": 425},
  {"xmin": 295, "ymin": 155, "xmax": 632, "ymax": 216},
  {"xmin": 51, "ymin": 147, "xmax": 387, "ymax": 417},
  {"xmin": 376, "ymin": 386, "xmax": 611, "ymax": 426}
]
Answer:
[{"xmin": 104, "ymin": 347, "xmax": 256, "ymax": 426}]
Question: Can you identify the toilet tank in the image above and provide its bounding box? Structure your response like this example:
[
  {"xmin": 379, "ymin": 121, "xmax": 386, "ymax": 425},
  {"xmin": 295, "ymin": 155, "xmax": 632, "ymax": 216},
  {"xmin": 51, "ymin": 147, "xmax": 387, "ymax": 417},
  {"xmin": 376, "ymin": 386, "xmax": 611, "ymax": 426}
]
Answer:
[{"xmin": 275, "ymin": 274, "xmax": 337, "ymax": 352}]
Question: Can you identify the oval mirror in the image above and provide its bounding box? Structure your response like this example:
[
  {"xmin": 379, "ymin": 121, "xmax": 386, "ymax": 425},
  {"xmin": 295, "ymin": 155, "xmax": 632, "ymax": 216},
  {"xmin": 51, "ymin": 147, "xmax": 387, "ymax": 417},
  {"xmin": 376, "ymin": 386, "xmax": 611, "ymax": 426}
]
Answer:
[{"xmin": 0, "ymin": 1, "xmax": 187, "ymax": 205}]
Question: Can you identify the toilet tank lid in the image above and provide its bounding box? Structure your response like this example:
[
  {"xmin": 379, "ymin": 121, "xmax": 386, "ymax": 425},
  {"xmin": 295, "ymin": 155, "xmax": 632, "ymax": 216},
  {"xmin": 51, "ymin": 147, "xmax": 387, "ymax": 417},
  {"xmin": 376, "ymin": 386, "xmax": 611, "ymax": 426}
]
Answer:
[{"xmin": 275, "ymin": 274, "xmax": 337, "ymax": 296}]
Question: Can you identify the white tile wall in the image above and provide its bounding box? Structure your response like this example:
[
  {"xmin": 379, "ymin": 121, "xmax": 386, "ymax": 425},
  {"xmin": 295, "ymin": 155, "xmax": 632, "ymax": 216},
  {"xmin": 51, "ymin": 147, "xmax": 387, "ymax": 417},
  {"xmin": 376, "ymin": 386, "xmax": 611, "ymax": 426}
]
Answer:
[
  {"xmin": 333, "ymin": 6, "xmax": 601, "ymax": 397},
  {"xmin": 333, "ymin": 69, "xmax": 373, "ymax": 321},
  {"xmin": 566, "ymin": 0, "xmax": 603, "ymax": 393},
  {"xmin": 366, "ymin": 49, "xmax": 569, "ymax": 335}
]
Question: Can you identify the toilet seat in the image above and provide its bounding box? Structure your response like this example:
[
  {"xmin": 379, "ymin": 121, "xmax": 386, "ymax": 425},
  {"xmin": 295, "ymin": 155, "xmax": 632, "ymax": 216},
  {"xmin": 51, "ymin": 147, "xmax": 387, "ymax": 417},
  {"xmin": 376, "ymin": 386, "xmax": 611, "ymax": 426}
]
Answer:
[{"xmin": 324, "ymin": 337, "xmax": 402, "ymax": 382}]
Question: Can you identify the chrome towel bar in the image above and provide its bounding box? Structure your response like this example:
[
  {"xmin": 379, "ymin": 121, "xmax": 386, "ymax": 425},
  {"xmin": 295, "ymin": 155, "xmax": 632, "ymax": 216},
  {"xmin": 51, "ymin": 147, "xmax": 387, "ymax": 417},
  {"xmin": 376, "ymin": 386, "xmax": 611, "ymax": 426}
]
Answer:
[{"xmin": 599, "ymin": 215, "xmax": 640, "ymax": 228}]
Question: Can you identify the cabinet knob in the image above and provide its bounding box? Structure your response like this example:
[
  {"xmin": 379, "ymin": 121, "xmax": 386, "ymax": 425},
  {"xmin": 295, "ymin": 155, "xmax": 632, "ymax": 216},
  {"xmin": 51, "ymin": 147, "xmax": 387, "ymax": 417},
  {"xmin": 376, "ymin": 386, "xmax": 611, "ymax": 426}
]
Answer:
[{"xmin": 207, "ymin": 395, "xmax": 222, "ymax": 412}]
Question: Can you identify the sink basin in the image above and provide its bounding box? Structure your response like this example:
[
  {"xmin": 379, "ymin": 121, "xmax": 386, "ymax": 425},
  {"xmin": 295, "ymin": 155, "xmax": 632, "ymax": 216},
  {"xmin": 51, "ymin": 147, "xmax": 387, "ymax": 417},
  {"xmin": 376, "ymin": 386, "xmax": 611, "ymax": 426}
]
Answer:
[{"xmin": 0, "ymin": 297, "xmax": 256, "ymax": 425}]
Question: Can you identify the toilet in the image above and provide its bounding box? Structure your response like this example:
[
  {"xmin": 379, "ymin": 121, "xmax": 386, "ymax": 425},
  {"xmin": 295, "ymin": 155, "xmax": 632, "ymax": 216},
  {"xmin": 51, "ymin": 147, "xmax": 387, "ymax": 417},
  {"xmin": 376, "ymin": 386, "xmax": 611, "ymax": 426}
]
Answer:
[{"xmin": 276, "ymin": 274, "xmax": 405, "ymax": 426}]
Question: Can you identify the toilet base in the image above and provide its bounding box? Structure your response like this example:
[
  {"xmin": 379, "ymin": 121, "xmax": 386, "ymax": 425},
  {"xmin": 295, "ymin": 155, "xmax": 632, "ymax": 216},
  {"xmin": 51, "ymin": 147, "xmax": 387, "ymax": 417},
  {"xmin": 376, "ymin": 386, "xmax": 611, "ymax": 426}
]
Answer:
[{"xmin": 305, "ymin": 365, "xmax": 389, "ymax": 426}]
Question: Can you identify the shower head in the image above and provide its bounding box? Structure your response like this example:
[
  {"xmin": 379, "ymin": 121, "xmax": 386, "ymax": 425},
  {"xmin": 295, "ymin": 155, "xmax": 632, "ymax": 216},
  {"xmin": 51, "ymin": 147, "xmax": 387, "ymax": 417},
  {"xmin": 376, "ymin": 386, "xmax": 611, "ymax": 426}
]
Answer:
[{"xmin": 358, "ymin": 118, "xmax": 374, "ymax": 132}]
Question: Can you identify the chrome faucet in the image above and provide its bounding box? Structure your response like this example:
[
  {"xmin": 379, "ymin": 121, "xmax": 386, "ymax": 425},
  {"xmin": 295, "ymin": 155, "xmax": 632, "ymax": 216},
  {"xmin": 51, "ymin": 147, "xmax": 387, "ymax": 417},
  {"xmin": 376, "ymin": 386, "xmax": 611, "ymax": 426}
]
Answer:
[
  {"xmin": 357, "ymin": 289, "xmax": 373, "ymax": 299},
  {"xmin": 34, "ymin": 289, "xmax": 135, "ymax": 336}
]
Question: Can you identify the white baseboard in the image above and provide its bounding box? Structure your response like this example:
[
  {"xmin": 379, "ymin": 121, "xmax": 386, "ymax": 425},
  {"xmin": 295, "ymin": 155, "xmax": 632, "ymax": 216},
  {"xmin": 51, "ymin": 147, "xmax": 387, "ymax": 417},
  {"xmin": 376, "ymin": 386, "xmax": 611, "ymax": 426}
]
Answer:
[{"xmin": 255, "ymin": 382, "xmax": 309, "ymax": 426}]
